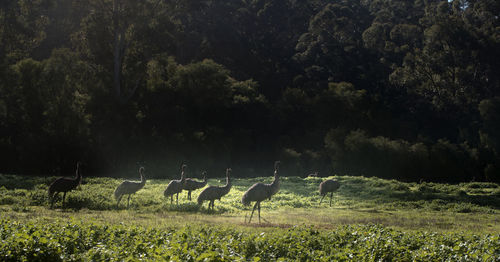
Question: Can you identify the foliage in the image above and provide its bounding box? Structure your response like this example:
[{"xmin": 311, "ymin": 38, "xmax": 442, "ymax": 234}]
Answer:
[
  {"xmin": 325, "ymin": 129, "xmax": 480, "ymax": 182},
  {"xmin": 0, "ymin": 219, "xmax": 499, "ymax": 261},
  {"xmin": 1, "ymin": 0, "xmax": 500, "ymax": 183}
]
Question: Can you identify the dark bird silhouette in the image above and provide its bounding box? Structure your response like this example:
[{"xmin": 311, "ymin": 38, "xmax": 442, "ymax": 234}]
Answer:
[
  {"xmin": 183, "ymin": 171, "xmax": 207, "ymax": 201},
  {"xmin": 164, "ymin": 164, "xmax": 187, "ymax": 205},
  {"xmin": 197, "ymin": 168, "xmax": 232, "ymax": 210},
  {"xmin": 319, "ymin": 178, "xmax": 340, "ymax": 207},
  {"xmin": 242, "ymin": 161, "xmax": 280, "ymax": 223},
  {"xmin": 114, "ymin": 166, "xmax": 147, "ymax": 208},
  {"xmin": 48, "ymin": 161, "xmax": 82, "ymax": 208}
]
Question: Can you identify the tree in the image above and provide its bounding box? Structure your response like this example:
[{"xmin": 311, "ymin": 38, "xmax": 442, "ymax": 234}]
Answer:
[
  {"xmin": 0, "ymin": 49, "xmax": 91, "ymax": 172},
  {"xmin": 295, "ymin": 0, "xmax": 372, "ymax": 90},
  {"xmin": 0, "ymin": 0, "xmax": 50, "ymax": 63},
  {"xmin": 74, "ymin": 0, "xmax": 176, "ymax": 103}
]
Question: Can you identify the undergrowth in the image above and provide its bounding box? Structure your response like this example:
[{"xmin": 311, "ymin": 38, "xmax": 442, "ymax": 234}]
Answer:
[{"xmin": 0, "ymin": 219, "xmax": 498, "ymax": 261}]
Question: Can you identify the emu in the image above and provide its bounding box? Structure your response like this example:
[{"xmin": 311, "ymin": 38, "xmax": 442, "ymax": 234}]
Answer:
[
  {"xmin": 48, "ymin": 161, "xmax": 82, "ymax": 208},
  {"xmin": 241, "ymin": 161, "xmax": 280, "ymax": 223},
  {"xmin": 197, "ymin": 168, "xmax": 232, "ymax": 210},
  {"xmin": 183, "ymin": 171, "xmax": 207, "ymax": 201},
  {"xmin": 319, "ymin": 178, "xmax": 340, "ymax": 207},
  {"xmin": 114, "ymin": 166, "xmax": 146, "ymax": 208},
  {"xmin": 164, "ymin": 164, "xmax": 187, "ymax": 205}
]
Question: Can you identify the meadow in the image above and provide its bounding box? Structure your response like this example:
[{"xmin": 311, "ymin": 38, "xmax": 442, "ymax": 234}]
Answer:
[{"xmin": 1, "ymin": 173, "xmax": 500, "ymax": 261}]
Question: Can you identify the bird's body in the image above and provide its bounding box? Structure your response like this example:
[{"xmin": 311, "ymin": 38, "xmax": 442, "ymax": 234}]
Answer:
[
  {"xmin": 197, "ymin": 168, "xmax": 232, "ymax": 209},
  {"xmin": 319, "ymin": 179, "xmax": 340, "ymax": 207},
  {"xmin": 241, "ymin": 181, "xmax": 278, "ymax": 205},
  {"xmin": 114, "ymin": 167, "xmax": 146, "ymax": 208},
  {"xmin": 164, "ymin": 164, "xmax": 187, "ymax": 205},
  {"xmin": 48, "ymin": 162, "xmax": 82, "ymax": 208},
  {"xmin": 183, "ymin": 171, "xmax": 207, "ymax": 200},
  {"xmin": 242, "ymin": 161, "xmax": 280, "ymax": 223}
]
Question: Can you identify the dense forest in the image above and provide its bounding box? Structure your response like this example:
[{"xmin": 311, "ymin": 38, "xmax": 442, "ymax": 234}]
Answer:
[{"xmin": 0, "ymin": 0, "xmax": 499, "ymax": 182}]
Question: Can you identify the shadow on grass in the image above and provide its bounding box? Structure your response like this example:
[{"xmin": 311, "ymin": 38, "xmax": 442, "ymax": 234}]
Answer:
[
  {"xmin": 197, "ymin": 206, "xmax": 230, "ymax": 215},
  {"xmin": 163, "ymin": 202, "xmax": 201, "ymax": 212}
]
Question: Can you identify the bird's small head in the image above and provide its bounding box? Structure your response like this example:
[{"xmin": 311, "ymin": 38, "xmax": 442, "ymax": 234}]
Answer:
[
  {"xmin": 181, "ymin": 164, "xmax": 187, "ymax": 172},
  {"xmin": 139, "ymin": 166, "xmax": 145, "ymax": 174},
  {"xmin": 274, "ymin": 161, "xmax": 280, "ymax": 171},
  {"xmin": 201, "ymin": 170, "xmax": 207, "ymax": 179},
  {"xmin": 226, "ymin": 168, "xmax": 232, "ymax": 177}
]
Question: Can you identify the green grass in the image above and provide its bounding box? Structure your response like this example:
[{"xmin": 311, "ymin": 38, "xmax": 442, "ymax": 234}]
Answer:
[{"xmin": 1, "ymin": 174, "xmax": 500, "ymax": 260}]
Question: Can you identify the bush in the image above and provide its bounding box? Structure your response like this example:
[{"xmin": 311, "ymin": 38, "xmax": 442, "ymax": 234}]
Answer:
[
  {"xmin": 325, "ymin": 129, "xmax": 480, "ymax": 182},
  {"xmin": 0, "ymin": 220, "xmax": 499, "ymax": 261}
]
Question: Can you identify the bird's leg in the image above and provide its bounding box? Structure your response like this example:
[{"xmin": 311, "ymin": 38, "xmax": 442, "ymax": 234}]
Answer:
[
  {"xmin": 176, "ymin": 193, "xmax": 179, "ymax": 205},
  {"xmin": 248, "ymin": 202, "xmax": 258, "ymax": 223},
  {"xmin": 258, "ymin": 202, "xmax": 261, "ymax": 224},
  {"xmin": 62, "ymin": 192, "xmax": 67, "ymax": 208},
  {"xmin": 187, "ymin": 191, "xmax": 190, "ymax": 201},
  {"xmin": 116, "ymin": 196, "xmax": 122, "ymax": 208},
  {"xmin": 170, "ymin": 195, "xmax": 173, "ymax": 204},
  {"xmin": 319, "ymin": 194, "xmax": 325, "ymax": 205},
  {"xmin": 329, "ymin": 192, "xmax": 333, "ymax": 207},
  {"xmin": 127, "ymin": 195, "xmax": 131, "ymax": 209}
]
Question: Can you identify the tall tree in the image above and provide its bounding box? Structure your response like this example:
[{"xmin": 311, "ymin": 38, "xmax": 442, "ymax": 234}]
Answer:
[
  {"xmin": 294, "ymin": 0, "xmax": 372, "ymax": 91},
  {"xmin": 74, "ymin": 0, "xmax": 176, "ymax": 103}
]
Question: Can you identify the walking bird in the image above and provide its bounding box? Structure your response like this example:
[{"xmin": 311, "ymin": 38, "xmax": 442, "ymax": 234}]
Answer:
[
  {"xmin": 241, "ymin": 161, "xmax": 280, "ymax": 223},
  {"xmin": 197, "ymin": 168, "xmax": 232, "ymax": 210},
  {"xmin": 183, "ymin": 171, "xmax": 207, "ymax": 200},
  {"xmin": 48, "ymin": 161, "xmax": 82, "ymax": 208},
  {"xmin": 164, "ymin": 164, "xmax": 187, "ymax": 205},
  {"xmin": 114, "ymin": 166, "xmax": 147, "ymax": 208},
  {"xmin": 319, "ymin": 178, "xmax": 340, "ymax": 207}
]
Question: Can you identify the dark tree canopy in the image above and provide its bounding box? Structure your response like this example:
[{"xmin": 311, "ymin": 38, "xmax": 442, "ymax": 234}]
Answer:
[{"xmin": 0, "ymin": 0, "xmax": 499, "ymax": 182}]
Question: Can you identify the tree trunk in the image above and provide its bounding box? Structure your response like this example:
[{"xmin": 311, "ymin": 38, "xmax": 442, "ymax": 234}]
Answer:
[{"xmin": 113, "ymin": 0, "xmax": 124, "ymax": 99}]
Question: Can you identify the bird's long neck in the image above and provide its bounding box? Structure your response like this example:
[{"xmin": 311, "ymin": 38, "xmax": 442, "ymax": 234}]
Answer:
[
  {"xmin": 75, "ymin": 164, "xmax": 82, "ymax": 183},
  {"xmin": 270, "ymin": 170, "xmax": 279, "ymax": 193},
  {"xmin": 222, "ymin": 173, "xmax": 231, "ymax": 194},
  {"xmin": 271, "ymin": 172, "xmax": 279, "ymax": 185},
  {"xmin": 139, "ymin": 170, "xmax": 146, "ymax": 184},
  {"xmin": 180, "ymin": 170, "xmax": 186, "ymax": 182},
  {"xmin": 223, "ymin": 168, "xmax": 232, "ymax": 189}
]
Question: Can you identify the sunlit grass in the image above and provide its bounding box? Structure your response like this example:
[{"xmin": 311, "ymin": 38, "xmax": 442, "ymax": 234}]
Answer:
[{"xmin": 1, "ymin": 174, "xmax": 500, "ymax": 233}]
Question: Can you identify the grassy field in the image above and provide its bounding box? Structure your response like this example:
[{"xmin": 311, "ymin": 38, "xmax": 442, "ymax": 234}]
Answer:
[{"xmin": 1, "ymin": 173, "xmax": 500, "ymax": 260}]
